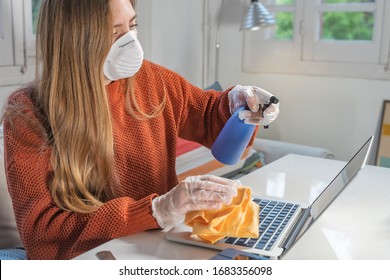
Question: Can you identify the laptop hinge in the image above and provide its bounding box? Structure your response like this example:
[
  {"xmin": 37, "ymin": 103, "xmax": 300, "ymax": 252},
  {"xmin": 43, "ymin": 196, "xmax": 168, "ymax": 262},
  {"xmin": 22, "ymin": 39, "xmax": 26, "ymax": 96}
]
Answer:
[{"xmin": 281, "ymin": 207, "xmax": 311, "ymax": 251}]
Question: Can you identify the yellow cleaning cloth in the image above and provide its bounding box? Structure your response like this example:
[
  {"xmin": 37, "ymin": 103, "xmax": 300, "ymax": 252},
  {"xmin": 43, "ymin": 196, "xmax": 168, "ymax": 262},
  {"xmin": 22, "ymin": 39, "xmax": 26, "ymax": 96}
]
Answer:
[{"xmin": 185, "ymin": 186, "xmax": 259, "ymax": 244}]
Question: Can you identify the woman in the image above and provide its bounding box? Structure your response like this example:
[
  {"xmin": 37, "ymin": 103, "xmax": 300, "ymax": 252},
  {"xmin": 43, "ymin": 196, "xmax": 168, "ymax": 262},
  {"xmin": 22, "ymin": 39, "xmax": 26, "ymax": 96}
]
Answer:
[{"xmin": 2, "ymin": 0, "xmax": 279, "ymax": 259}]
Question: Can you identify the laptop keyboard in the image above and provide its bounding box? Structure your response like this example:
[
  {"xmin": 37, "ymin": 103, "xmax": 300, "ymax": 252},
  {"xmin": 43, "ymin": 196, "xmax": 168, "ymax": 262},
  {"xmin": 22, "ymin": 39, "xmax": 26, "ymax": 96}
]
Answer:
[{"xmin": 224, "ymin": 198, "xmax": 299, "ymax": 251}]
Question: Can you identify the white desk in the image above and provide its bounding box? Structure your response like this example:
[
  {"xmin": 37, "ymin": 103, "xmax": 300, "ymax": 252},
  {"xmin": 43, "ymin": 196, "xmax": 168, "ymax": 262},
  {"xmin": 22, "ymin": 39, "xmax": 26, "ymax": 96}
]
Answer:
[{"xmin": 74, "ymin": 154, "xmax": 390, "ymax": 260}]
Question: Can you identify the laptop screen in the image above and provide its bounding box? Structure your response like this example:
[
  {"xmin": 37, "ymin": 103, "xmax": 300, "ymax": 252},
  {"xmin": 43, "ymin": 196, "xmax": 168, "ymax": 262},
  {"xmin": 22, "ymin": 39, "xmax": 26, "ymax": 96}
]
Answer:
[{"xmin": 310, "ymin": 136, "xmax": 373, "ymax": 220}]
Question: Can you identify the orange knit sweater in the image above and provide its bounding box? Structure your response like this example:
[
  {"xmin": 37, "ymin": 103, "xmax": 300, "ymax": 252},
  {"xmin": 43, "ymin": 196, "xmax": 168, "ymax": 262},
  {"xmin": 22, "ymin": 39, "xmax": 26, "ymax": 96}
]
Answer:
[{"xmin": 3, "ymin": 60, "xmax": 255, "ymax": 259}]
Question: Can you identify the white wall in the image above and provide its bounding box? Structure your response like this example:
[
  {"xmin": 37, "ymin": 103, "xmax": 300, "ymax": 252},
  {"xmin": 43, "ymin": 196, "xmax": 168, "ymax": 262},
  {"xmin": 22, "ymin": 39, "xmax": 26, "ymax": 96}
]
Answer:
[
  {"xmin": 138, "ymin": 0, "xmax": 390, "ymax": 164},
  {"xmin": 137, "ymin": 0, "xmax": 204, "ymax": 86}
]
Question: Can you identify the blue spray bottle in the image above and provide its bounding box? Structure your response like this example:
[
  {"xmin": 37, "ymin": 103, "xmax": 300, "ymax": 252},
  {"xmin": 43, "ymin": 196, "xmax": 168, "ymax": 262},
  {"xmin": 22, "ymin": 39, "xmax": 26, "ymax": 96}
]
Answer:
[
  {"xmin": 211, "ymin": 96, "xmax": 279, "ymax": 165},
  {"xmin": 211, "ymin": 107, "xmax": 255, "ymax": 165}
]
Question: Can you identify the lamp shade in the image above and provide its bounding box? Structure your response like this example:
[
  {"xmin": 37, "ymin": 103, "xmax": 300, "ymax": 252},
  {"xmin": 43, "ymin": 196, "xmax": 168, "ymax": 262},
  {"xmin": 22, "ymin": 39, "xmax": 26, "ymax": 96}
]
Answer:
[{"xmin": 240, "ymin": 0, "xmax": 275, "ymax": 31}]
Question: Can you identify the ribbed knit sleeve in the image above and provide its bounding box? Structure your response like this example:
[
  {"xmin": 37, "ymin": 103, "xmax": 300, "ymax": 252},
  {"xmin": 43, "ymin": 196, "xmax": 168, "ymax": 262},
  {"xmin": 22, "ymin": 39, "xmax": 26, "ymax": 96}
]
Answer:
[{"xmin": 142, "ymin": 61, "xmax": 258, "ymax": 150}]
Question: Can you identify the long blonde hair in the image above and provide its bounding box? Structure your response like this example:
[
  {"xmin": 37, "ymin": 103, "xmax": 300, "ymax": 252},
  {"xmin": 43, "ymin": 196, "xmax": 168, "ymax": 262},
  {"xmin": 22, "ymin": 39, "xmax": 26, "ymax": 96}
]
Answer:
[{"xmin": 3, "ymin": 0, "xmax": 165, "ymax": 213}]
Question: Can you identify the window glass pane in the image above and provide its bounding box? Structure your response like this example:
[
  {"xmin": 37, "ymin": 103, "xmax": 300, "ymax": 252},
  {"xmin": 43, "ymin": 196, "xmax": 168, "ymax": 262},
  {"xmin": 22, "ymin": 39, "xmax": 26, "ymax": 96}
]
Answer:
[
  {"xmin": 321, "ymin": 12, "xmax": 374, "ymax": 40},
  {"xmin": 275, "ymin": 0, "xmax": 295, "ymax": 5},
  {"xmin": 32, "ymin": 0, "xmax": 42, "ymax": 35},
  {"xmin": 322, "ymin": 0, "xmax": 374, "ymax": 3},
  {"xmin": 275, "ymin": 12, "xmax": 294, "ymax": 40}
]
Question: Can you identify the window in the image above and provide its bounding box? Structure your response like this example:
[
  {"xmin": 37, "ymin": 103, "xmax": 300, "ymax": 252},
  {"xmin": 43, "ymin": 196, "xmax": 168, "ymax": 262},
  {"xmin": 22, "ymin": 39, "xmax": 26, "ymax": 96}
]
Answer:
[
  {"xmin": 242, "ymin": 0, "xmax": 390, "ymax": 80},
  {"xmin": 0, "ymin": 0, "xmax": 24, "ymax": 69},
  {"xmin": 0, "ymin": 0, "xmax": 41, "ymax": 86},
  {"xmin": 0, "ymin": 0, "xmax": 14, "ymax": 68}
]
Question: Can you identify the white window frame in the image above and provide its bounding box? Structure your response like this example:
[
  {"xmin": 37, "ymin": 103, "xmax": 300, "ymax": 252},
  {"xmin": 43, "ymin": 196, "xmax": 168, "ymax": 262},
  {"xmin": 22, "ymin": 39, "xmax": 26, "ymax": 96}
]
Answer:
[
  {"xmin": 0, "ymin": 0, "xmax": 14, "ymax": 67},
  {"xmin": 242, "ymin": 0, "xmax": 390, "ymax": 80},
  {"xmin": 0, "ymin": 0, "xmax": 35, "ymax": 87}
]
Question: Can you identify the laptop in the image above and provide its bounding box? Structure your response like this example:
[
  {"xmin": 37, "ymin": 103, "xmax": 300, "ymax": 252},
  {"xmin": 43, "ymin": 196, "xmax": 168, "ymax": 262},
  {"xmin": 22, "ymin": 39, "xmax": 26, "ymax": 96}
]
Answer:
[{"xmin": 166, "ymin": 136, "xmax": 374, "ymax": 259}]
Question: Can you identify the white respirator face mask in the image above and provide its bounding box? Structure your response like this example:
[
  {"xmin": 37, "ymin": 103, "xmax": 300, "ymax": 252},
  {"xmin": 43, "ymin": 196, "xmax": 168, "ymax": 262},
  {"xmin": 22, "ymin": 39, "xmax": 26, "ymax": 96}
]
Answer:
[{"xmin": 103, "ymin": 30, "xmax": 144, "ymax": 81}]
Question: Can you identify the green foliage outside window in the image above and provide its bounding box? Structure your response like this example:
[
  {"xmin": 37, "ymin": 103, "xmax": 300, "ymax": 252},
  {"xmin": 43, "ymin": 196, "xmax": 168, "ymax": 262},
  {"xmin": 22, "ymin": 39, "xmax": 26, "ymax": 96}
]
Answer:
[
  {"xmin": 275, "ymin": 0, "xmax": 295, "ymax": 4},
  {"xmin": 274, "ymin": 0, "xmax": 374, "ymax": 41},
  {"xmin": 321, "ymin": 12, "xmax": 374, "ymax": 40},
  {"xmin": 275, "ymin": 13, "xmax": 294, "ymax": 40},
  {"xmin": 323, "ymin": 0, "xmax": 374, "ymax": 3}
]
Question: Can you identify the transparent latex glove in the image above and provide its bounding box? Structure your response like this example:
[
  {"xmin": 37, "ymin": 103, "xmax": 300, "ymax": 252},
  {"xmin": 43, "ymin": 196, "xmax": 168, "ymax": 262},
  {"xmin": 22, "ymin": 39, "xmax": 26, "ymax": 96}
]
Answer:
[
  {"xmin": 152, "ymin": 175, "xmax": 240, "ymax": 229},
  {"xmin": 228, "ymin": 85, "xmax": 280, "ymax": 126}
]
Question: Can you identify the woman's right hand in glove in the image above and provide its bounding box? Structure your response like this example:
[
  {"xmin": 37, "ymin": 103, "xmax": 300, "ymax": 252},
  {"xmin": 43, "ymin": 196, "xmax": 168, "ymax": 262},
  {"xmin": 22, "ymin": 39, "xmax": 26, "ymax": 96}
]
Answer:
[{"xmin": 152, "ymin": 175, "xmax": 240, "ymax": 228}]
